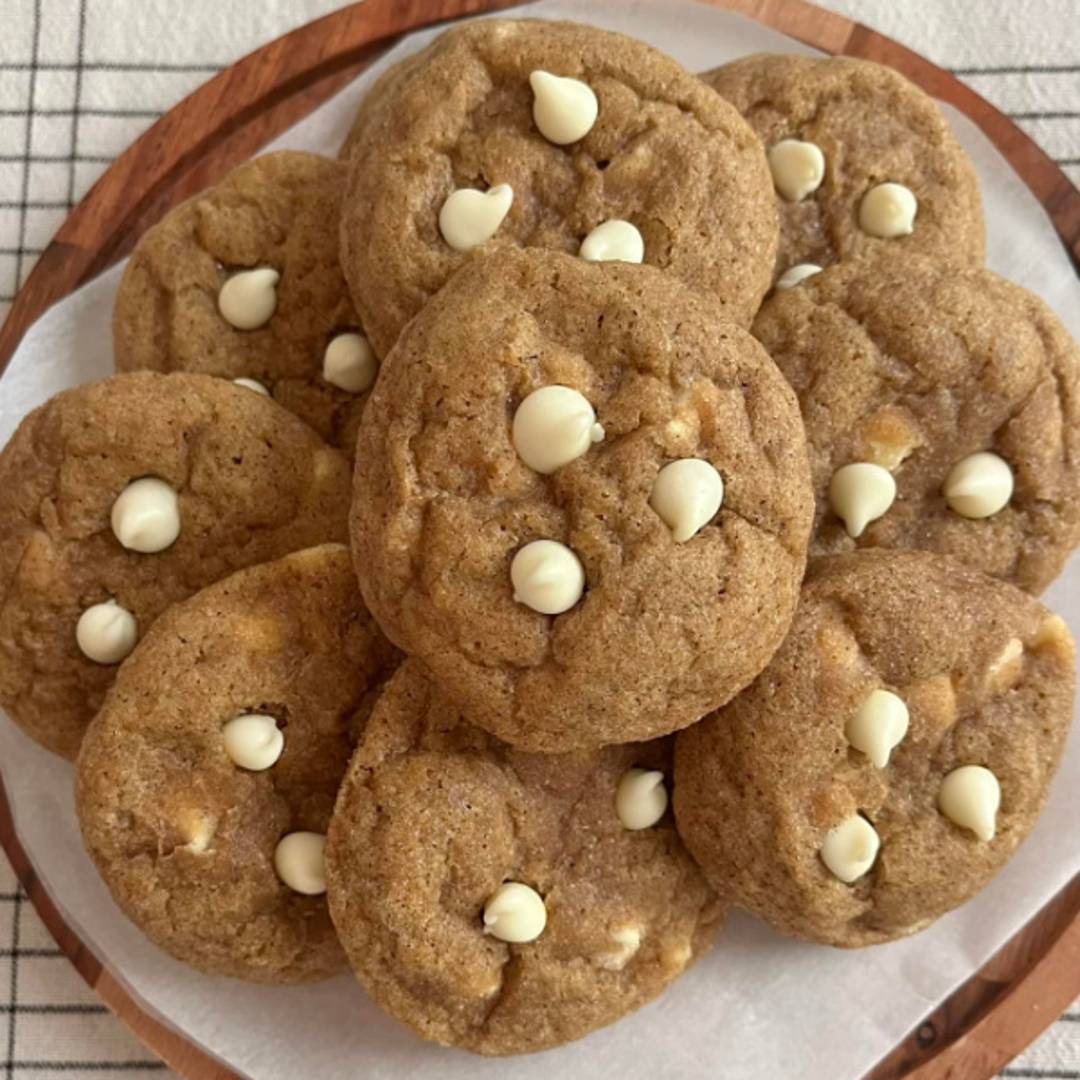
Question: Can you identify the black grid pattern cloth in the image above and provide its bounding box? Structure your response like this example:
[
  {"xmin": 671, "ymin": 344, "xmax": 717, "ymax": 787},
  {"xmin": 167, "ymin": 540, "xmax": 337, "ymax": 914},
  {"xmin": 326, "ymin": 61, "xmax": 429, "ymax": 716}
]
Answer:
[{"xmin": 0, "ymin": 1, "xmax": 1078, "ymax": 1077}]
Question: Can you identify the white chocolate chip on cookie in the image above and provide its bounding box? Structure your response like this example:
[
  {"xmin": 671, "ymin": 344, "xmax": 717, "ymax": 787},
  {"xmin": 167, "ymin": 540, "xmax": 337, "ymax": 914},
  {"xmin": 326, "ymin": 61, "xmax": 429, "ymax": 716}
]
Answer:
[
  {"xmin": 820, "ymin": 814, "xmax": 880, "ymax": 883},
  {"xmin": 767, "ymin": 139, "xmax": 826, "ymax": 202},
  {"xmin": 511, "ymin": 540, "xmax": 585, "ymax": 615},
  {"xmin": 775, "ymin": 263, "xmax": 823, "ymax": 291},
  {"xmin": 828, "ymin": 462, "xmax": 897, "ymax": 538},
  {"xmin": 580, "ymin": 220, "xmax": 644, "ymax": 263},
  {"xmin": 483, "ymin": 882, "xmax": 547, "ymax": 943},
  {"xmin": 615, "ymin": 768, "xmax": 668, "ymax": 830},
  {"xmin": 986, "ymin": 637, "xmax": 1024, "ymax": 694},
  {"xmin": 596, "ymin": 924, "xmax": 642, "ymax": 971},
  {"xmin": 943, "ymin": 451, "xmax": 1013, "ymax": 519},
  {"xmin": 76, "ymin": 601, "xmax": 138, "ymax": 665},
  {"xmin": 218, "ymin": 267, "xmax": 279, "ymax": 330},
  {"xmin": 111, "ymin": 477, "xmax": 181, "ymax": 554},
  {"xmin": 232, "ymin": 377, "xmax": 270, "ymax": 396},
  {"xmin": 939, "ymin": 766, "xmax": 1000, "ymax": 842},
  {"xmin": 323, "ymin": 332, "xmax": 377, "ymax": 393},
  {"xmin": 274, "ymin": 832, "xmax": 327, "ymax": 895},
  {"xmin": 438, "ymin": 184, "xmax": 513, "ymax": 253},
  {"xmin": 858, "ymin": 183, "xmax": 918, "ymax": 238},
  {"xmin": 223, "ymin": 714, "xmax": 284, "ymax": 772},
  {"xmin": 512, "ymin": 386, "xmax": 604, "ymax": 474},
  {"xmin": 845, "ymin": 689, "xmax": 909, "ymax": 768},
  {"xmin": 649, "ymin": 459, "xmax": 724, "ymax": 542},
  {"xmin": 529, "ymin": 70, "xmax": 598, "ymax": 145}
]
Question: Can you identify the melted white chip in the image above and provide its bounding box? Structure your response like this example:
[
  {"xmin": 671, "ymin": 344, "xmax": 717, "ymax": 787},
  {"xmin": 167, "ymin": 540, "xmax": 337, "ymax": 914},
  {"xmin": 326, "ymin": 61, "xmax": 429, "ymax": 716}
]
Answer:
[
  {"xmin": 218, "ymin": 267, "xmax": 279, "ymax": 330},
  {"xmin": 483, "ymin": 882, "xmax": 547, "ymax": 943},
  {"xmin": 438, "ymin": 185, "xmax": 513, "ymax": 252}
]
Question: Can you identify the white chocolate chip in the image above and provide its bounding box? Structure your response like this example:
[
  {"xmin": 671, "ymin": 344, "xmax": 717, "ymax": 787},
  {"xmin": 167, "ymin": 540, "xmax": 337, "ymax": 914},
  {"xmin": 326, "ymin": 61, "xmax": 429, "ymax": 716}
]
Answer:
[
  {"xmin": 511, "ymin": 540, "xmax": 585, "ymax": 615},
  {"xmin": 615, "ymin": 768, "xmax": 668, "ymax": 830},
  {"xmin": 323, "ymin": 332, "xmax": 377, "ymax": 393},
  {"xmin": 986, "ymin": 636, "xmax": 1024, "ymax": 693},
  {"xmin": 828, "ymin": 462, "xmax": 897, "ymax": 538},
  {"xmin": 273, "ymin": 832, "xmax": 327, "ymax": 895},
  {"xmin": 579, "ymin": 220, "xmax": 644, "ymax": 264},
  {"xmin": 222, "ymin": 714, "xmax": 284, "ymax": 772},
  {"xmin": 649, "ymin": 459, "xmax": 724, "ymax": 543},
  {"xmin": 438, "ymin": 184, "xmax": 513, "ymax": 252},
  {"xmin": 76, "ymin": 601, "xmax": 138, "ymax": 665},
  {"xmin": 943, "ymin": 452, "xmax": 1014, "ymax": 519},
  {"xmin": 232, "ymin": 377, "xmax": 270, "ymax": 396},
  {"xmin": 482, "ymin": 882, "xmax": 546, "ymax": 943},
  {"xmin": 529, "ymin": 70, "xmax": 598, "ymax": 145},
  {"xmin": 845, "ymin": 689, "xmax": 909, "ymax": 768},
  {"xmin": 512, "ymin": 386, "xmax": 604, "ymax": 474},
  {"xmin": 767, "ymin": 139, "xmax": 826, "ymax": 202},
  {"xmin": 939, "ymin": 765, "xmax": 1000, "ymax": 842},
  {"xmin": 178, "ymin": 810, "xmax": 217, "ymax": 853},
  {"xmin": 858, "ymin": 183, "xmax": 918, "ymax": 238},
  {"xmin": 596, "ymin": 924, "xmax": 642, "ymax": 971},
  {"xmin": 218, "ymin": 267, "xmax": 279, "ymax": 330},
  {"xmin": 775, "ymin": 263, "xmax": 823, "ymax": 291},
  {"xmin": 820, "ymin": 814, "xmax": 880, "ymax": 883},
  {"xmin": 110, "ymin": 477, "xmax": 181, "ymax": 554}
]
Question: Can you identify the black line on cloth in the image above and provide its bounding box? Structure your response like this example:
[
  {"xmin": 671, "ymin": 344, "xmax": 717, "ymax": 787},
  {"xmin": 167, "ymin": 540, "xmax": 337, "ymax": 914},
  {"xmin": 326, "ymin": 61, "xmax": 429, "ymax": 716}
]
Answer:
[
  {"xmin": 67, "ymin": 0, "xmax": 88, "ymax": 208},
  {"xmin": 5, "ymin": 891, "xmax": 21, "ymax": 1080},
  {"xmin": 0, "ymin": 61, "xmax": 221, "ymax": 72},
  {"xmin": 0, "ymin": 250, "xmax": 43, "ymax": 257},
  {"xmin": 1011, "ymin": 110, "xmax": 1080, "ymax": 120},
  {"xmin": 0, "ymin": 108, "xmax": 160, "ymax": 118},
  {"xmin": 952, "ymin": 64, "xmax": 1080, "ymax": 74},
  {"xmin": 0, "ymin": 949, "xmax": 63, "ymax": 958},
  {"xmin": 0, "ymin": 1064, "xmax": 167, "ymax": 1072},
  {"xmin": 1000, "ymin": 1070, "xmax": 1080, "ymax": 1079},
  {"xmin": 0, "ymin": 155, "xmax": 113, "ymax": 164},
  {"xmin": 14, "ymin": 0, "xmax": 43, "ymax": 299},
  {"xmin": 0, "ymin": 1004, "xmax": 107, "ymax": 1015},
  {"xmin": 0, "ymin": 201, "xmax": 71, "ymax": 209},
  {"xmin": 1058, "ymin": 158, "xmax": 1080, "ymax": 166}
]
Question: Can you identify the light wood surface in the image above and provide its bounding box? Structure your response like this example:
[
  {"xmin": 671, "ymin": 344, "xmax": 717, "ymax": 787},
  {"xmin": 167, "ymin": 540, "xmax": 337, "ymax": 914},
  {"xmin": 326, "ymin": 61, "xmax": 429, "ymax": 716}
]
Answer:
[{"xmin": 0, "ymin": 1, "xmax": 1077, "ymax": 1077}]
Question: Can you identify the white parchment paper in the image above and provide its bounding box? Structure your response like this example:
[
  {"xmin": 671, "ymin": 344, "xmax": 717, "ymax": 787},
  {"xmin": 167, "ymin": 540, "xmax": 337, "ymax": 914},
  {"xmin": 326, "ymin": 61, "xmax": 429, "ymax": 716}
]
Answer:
[{"xmin": 2, "ymin": 3, "xmax": 1079, "ymax": 1078}]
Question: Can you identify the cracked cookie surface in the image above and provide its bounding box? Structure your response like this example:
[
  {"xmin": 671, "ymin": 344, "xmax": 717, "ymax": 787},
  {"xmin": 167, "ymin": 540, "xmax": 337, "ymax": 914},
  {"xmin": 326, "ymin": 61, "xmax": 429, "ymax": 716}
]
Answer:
[
  {"xmin": 75, "ymin": 545, "xmax": 399, "ymax": 983},
  {"xmin": 673, "ymin": 549, "xmax": 1075, "ymax": 948},
  {"xmin": 751, "ymin": 251, "xmax": 1080, "ymax": 592},
  {"xmin": 703, "ymin": 54, "xmax": 984, "ymax": 279},
  {"xmin": 325, "ymin": 658, "xmax": 723, "ymax": 1054},
  {"xmin": 350, "ymin": 248, "xmax": 814, "ymax": 752},
  {"xmin": 113, "ymin": 152, "xmax": 372, "ymax": 451},
  {"xmin": 0, "ymin": 372, "xmax": 350, "ymax": 758},
  {"xmin": 340, "ymin": 18, "xmax": 778, "ymax": 357}
]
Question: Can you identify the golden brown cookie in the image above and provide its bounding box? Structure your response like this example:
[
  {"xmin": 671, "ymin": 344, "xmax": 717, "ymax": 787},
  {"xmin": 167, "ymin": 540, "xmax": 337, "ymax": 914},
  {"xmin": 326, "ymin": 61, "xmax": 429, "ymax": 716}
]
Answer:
[
  {"xmin": 326, "ymin": 659, "xmax": 723, "ymax": 1054},
  {"xmin": 751, "ymin": 252, "xmax": 1080, "ymax": 593},
  {"xmin": 674, "ymin": 550, "xmax": 1076, "ymax": 948},
  {"xmin": 0, "ymin": 372, "xmax": 350, "ymax": 759},
  {"xmin": 114, "ymin": 151, "xmax": 375, "ymax": 451},
  {"xmin": 76, "ymin": 545, "xmax": 399, "ymax": 983},
  {"xmin": 351, "ymin": 248, "xmax": 814, "ymax": 752},
  {"xmin": 340, "ymin": 18, "xmax": 778, "ymax": 356},
  {"xmin": 703, "ymin": 54, "xmax": 984, "ymax": 280}
]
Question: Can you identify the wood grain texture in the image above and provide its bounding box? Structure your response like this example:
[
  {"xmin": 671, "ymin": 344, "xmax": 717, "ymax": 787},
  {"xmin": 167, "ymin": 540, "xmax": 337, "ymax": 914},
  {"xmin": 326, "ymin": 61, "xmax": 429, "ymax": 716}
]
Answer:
[{"xmin": 0, "ymin": 1, "xmax": 1077, "ymax": 1078}]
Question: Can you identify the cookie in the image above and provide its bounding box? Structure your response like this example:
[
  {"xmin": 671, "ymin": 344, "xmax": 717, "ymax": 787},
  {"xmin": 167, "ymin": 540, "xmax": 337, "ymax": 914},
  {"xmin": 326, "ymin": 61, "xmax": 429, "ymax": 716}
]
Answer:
[
  {"xmin": 340, "ymin": 18, "xmax": 778, "ymax": 357},
  {"xmin": 674, "ymin": 550, "xmax": 1076, "ymax": 948},
  {"xmin": 751, "ymin": 252, "xmax": 1080, "ymax": 592},
  {"xmin": 75, "ymin": 545, "xmax": 398, "ymax": 983},
  {"xmin": 325, "ymin": 659, "xmax": 723, "ymax": 1054},
  {"xmin": 113, "ymin": 151, "xmax": 376, "ymax": 452},
  {"xmin": 350, "ymin": 248, "xmax": 813, "ymax": 752},
  {"xmin": 703, "ymin": 54, "xmax": 984, "ymax": 280},
  {"xmin": 0, "ymin": 372, "xmax": 350, "ymax": 759}
]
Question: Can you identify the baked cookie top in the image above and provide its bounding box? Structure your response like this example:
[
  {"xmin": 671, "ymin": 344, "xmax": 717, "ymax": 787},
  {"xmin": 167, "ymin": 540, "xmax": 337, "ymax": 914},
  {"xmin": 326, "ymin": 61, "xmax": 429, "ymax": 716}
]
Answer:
[
  {"xmin": 339, "ymin": 18, "xmax": 778, "ymax": 357},
  {"xmin": 76, "ymin": 545, "xmax": 399, "ymax": 983},
  {"xmin": 350, "ymin": 248, "xmax": 813, "ymax": 751},
  {"xmin": 113, "ymin": 151, "xmax": 376, "ymax": 452},
  {"xmin": 703, "ymin": 54, "xmax": 985, "ymax": 281},
  {"xmin": 673, "ymin": 550, "xmax": 1076, "ymax": 948},
  {"xmin": 751, "ymin": 252, "xmax": 1080, "ymax": 593},
  {"xmin": 0, "ymin": 372, "xmax": 350, "ymax": 759},
  {"xmin": 326, "ymin": 659, "xmax": 723, "ymax": 1055}
]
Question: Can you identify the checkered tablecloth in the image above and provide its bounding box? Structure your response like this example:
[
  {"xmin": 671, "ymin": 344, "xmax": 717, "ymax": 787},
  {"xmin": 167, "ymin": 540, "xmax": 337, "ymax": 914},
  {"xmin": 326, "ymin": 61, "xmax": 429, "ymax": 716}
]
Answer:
[{"xmin": 0, "ymin": 1, "xmax": 1078, "ymax": 1077}]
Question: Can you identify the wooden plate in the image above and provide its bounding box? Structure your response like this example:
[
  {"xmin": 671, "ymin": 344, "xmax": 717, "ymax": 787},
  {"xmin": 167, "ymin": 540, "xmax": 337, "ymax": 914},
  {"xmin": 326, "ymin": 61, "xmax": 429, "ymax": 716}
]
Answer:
[{"xmin": 1, "ymin": 1, "xmax": 1078, "ymax": 1077}]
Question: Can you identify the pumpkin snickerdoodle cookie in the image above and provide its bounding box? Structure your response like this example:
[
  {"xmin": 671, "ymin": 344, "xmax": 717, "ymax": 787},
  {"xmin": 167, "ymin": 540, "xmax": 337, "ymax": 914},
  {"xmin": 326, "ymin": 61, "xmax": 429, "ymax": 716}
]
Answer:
[
  {"xmin": 76, "ymin": 545, "xmax": 399, "ymax": 983},
  {"xmin": 350, "ymin": 248, "xmax": 813, "ymax": 752},
  {"xmin": 114, "ymin": 151, "xmax": 376, "ymax": 451},
  {"xmin": 326, "ymin": 659, "xmax": 723, "ymax": 1054},
  {"xmin": 0, "ymin": 372, "xmax": 350, "ymax": 759},
  {"xmin": 339, "ymin": 18, "xmax": 779, "ymax": 356},
  {"xmin": 674, "ymin": 550, "xmax": 1075, "ymax": 948}
]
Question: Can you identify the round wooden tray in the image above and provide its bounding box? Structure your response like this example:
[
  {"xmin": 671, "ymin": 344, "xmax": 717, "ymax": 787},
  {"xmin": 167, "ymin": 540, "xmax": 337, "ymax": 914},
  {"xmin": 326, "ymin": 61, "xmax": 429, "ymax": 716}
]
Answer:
[{"xmin": 1, "ymin": 1, "xmax": 1078, "ymax": 1078}]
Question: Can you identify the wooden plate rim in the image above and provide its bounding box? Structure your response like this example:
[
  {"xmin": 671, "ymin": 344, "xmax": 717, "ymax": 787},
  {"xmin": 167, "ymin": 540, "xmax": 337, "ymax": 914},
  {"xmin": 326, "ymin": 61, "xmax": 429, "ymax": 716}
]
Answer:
[{"xmin": 0, "ymin": 1, "xmax": 1077, "ymax": 1078}]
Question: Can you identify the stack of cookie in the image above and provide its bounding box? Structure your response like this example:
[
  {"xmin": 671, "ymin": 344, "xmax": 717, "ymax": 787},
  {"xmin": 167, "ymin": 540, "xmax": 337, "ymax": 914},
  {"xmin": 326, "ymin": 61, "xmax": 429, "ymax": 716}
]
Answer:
[{"xmin": 0, "ymin": 16, "xmax": 1077, "ymax": 1059}]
